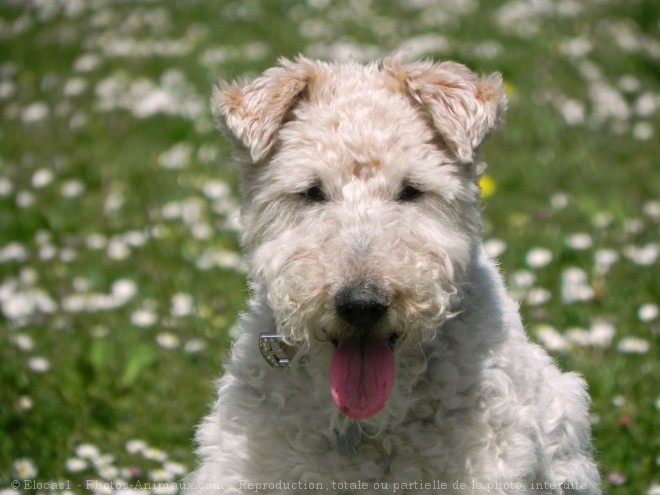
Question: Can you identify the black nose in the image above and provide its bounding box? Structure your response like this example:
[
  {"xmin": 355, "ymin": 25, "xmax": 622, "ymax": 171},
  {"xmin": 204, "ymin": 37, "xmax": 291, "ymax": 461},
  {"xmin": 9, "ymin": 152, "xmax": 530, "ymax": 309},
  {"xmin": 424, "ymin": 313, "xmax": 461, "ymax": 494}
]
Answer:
[{"xmin": 335, "ymin": 283, "xmax": 389, "ymax": 332}]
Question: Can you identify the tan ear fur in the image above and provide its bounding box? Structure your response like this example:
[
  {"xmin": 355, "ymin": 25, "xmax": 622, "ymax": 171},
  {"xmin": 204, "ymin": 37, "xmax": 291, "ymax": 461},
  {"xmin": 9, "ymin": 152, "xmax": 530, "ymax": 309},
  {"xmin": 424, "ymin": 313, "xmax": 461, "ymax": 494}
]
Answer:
[
  {"xmin": 385, "ymin": 58, "xmax": 506, "ymax": 163},
  {"xmin": 211, "ymin": 58, "xmax": 313, "ymax": 163}
]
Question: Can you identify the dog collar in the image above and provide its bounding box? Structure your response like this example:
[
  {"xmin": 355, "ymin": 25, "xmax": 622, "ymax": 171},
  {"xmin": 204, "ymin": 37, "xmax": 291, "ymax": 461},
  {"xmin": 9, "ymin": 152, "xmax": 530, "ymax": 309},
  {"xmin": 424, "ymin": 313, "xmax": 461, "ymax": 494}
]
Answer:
[{"xmin": 258, "ymin": 333, "xmax": 296, "ymax": 368}]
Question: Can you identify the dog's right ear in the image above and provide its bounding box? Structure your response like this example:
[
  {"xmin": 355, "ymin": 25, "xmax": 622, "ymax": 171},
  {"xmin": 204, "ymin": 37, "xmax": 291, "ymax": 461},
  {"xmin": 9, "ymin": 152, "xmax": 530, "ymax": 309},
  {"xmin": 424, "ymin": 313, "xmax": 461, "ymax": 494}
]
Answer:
[{"xmin": 212, "ymin": 58, "xmax": 313, "ymax": 163}]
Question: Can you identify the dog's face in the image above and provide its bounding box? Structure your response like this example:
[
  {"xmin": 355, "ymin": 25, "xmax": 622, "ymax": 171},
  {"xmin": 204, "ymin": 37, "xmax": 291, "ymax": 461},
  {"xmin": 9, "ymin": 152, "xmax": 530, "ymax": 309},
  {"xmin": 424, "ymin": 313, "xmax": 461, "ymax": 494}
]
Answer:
[{"xmin": 213, "ymin": 57, "xmax": 505, "ymax": 419}]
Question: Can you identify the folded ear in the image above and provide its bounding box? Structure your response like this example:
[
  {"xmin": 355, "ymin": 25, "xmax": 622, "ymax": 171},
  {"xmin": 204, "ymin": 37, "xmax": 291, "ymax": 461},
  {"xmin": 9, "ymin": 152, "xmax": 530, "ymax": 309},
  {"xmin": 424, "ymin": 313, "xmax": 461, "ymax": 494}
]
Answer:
[
  {"xmin": 211, "ymin": 58, "xmax": 313, "ymax": 163},
  {"xmin": 385, "ymin": 58, "xmax": 506, "ymax": 163}
]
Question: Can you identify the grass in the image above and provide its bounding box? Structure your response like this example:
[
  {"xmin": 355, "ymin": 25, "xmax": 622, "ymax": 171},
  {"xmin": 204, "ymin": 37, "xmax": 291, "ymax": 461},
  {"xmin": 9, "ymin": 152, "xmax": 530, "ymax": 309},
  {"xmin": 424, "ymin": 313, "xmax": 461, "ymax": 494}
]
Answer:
[{"xmin": 0, "ymin": 0, "xmax": 658, "ymax": 493}]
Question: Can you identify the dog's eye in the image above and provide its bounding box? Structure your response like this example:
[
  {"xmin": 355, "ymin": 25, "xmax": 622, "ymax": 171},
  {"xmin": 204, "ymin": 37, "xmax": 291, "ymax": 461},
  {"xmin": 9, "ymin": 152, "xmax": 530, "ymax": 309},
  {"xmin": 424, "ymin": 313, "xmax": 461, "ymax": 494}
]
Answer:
[
  {"xmin": 300, "ymin": 185, "xmax": 327, "ymax": 203},
  {"xmin": 397, "ymin": 184, "xmax": 424, "ymax": 202}
]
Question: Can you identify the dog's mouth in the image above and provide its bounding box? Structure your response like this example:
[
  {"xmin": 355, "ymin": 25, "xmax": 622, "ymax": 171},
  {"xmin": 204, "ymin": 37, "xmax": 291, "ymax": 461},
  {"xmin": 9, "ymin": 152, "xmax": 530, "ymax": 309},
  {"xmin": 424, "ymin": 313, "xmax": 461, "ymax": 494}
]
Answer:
[{"xmin": 329, "ymin": 334, "xmax": 397, "ymax": 420}]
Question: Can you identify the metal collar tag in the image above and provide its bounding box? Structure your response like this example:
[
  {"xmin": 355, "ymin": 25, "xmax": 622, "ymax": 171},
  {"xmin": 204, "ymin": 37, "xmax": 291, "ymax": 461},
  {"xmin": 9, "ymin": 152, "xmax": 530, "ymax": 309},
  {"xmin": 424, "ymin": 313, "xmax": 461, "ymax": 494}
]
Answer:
[{"xmin": 258, "ymin": 333, "xmax": 294, "ymax": 368}]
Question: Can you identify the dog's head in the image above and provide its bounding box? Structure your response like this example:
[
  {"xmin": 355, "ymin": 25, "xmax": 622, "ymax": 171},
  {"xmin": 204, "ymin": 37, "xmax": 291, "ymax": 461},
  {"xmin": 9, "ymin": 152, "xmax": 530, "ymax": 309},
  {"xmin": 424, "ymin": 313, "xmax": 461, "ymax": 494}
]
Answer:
[{"xmin": 212, "ymin": 57, "xmax": 506, "ymax": 419}]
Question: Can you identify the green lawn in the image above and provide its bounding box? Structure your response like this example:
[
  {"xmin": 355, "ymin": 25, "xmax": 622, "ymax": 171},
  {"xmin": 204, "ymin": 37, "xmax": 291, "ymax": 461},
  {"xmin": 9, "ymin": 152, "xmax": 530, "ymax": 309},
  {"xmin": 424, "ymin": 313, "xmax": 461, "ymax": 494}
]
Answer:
[{"xmin": 0, "ymin": 1, "xmax": 658, "ymax": 493}]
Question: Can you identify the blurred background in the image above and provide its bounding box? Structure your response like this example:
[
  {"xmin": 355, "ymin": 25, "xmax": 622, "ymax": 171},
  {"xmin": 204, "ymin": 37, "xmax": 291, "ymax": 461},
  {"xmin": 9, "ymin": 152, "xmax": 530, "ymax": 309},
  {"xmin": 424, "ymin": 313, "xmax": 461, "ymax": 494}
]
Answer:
[{"xmin": 0, "ymin": 0, "xmax": 658, "ymax": 493}]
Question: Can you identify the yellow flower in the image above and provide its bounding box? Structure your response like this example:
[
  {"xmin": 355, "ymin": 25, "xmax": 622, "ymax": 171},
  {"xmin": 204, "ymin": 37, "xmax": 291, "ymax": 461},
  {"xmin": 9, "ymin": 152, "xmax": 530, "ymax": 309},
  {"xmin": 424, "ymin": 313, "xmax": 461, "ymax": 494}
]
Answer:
[
  {"xmin": 504, "ymin": 82, "xmax": 517, "ymax": 97},
  {"xmin": 479, "ymin": 174, "xmax": 496, "ymax": 199}
]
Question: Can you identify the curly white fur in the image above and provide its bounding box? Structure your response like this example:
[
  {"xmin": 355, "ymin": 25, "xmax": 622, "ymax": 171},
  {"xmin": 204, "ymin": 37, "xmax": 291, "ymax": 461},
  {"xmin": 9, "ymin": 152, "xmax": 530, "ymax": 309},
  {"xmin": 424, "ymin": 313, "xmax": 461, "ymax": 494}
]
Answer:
[{"xmin": 187, "ymin": 57, "xmax": 601, "ymax": 494}]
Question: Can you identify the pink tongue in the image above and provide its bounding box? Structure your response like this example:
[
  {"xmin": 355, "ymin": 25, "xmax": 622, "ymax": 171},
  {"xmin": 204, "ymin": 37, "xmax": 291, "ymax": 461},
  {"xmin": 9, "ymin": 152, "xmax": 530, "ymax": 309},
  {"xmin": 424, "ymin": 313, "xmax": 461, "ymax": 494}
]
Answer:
[{"xmin": 329, "ymin": 337, "xmax": 395, "ymax": 420}]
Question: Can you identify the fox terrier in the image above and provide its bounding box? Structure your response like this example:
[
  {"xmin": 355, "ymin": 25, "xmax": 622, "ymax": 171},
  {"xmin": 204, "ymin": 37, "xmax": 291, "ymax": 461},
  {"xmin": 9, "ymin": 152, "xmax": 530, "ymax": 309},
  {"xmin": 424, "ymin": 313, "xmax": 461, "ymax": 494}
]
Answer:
[{"xmin": 187, "ymin": 57, "xmax": 601, "ymax": 494}]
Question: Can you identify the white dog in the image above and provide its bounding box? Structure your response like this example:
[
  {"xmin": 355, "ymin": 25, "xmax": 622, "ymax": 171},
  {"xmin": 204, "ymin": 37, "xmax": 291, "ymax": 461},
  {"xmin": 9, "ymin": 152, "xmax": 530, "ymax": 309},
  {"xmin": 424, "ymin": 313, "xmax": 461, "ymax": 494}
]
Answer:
[{"xmin": 187, "ymin": 57, "xmax": 601, "ymax": 494}]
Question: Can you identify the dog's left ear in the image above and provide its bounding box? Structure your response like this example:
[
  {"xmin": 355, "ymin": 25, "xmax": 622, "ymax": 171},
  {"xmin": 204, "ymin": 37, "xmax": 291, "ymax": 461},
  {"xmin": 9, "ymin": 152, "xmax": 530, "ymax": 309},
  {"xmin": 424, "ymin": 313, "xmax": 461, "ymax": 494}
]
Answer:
[
  {"xmin": 211, "ymin": 57, "xmax": 313, "ymax": 163},
  {"xmin": 385, "ymin": 59, "xmax": 506, "ymax": 164}
]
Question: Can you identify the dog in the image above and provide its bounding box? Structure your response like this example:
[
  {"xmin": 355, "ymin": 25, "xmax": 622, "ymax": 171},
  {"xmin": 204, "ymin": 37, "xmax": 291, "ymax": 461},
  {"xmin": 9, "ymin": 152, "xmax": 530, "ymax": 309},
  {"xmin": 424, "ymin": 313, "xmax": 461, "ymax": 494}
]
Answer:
[{"xmin": 186, "ymin": 56, "xmax": 601, "ymax": 494}]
